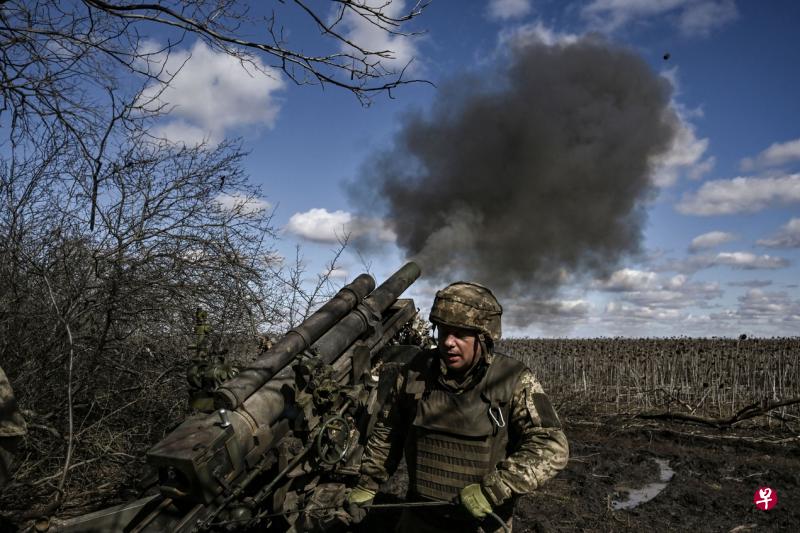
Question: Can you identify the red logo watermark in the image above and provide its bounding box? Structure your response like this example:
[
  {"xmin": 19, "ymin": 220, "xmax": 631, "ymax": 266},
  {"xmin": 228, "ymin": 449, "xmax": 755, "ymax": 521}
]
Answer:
[{"xmin": 753, "ymin": 487, "xmax": 777, "ymax": 511}]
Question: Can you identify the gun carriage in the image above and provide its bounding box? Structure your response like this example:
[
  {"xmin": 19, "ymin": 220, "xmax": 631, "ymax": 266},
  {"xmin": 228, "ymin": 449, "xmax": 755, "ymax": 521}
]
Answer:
[{"xmin": 52, "ymin": 262, "xmax": 423, "ymax": 532}]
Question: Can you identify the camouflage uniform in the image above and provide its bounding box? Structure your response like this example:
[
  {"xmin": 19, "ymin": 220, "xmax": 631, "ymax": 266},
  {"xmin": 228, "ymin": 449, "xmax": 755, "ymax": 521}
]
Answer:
[
  {"xmin": 0, "ymin": 365, "xmax": 27, "ymax": 489},
  {"xmin": 356, "ymin": 283, "xmax": 568, "ymax": 532}
]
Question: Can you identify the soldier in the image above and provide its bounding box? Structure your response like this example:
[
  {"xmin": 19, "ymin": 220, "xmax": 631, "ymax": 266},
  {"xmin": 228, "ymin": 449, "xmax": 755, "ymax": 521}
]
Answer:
[
  {"xmin": 347, "ymin": 282, "xmax": 569, "ymax": 532},
  {"xmin": 1, "ymin": 365, "xmax": 27, "ymax": 490}
]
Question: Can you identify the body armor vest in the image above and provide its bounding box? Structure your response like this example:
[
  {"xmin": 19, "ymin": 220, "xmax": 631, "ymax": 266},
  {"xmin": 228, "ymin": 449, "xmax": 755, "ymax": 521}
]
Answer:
[{"xmin": 403, "ymin": 352, "xmax": 525, "ymax": 501}]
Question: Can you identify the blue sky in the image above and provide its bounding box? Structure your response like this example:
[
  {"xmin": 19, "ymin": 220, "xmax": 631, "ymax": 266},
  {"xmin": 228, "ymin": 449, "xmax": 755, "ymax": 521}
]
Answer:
[{"xmin": 143, "ymin": 1, "xmax": 800, "ymax": 338}]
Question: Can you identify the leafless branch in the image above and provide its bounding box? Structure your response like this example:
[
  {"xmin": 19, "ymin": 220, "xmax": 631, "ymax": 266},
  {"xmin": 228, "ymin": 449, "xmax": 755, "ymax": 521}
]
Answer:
[{"xmin": 41, "ymin": 272, "xmax": 76, "ymax": 507}]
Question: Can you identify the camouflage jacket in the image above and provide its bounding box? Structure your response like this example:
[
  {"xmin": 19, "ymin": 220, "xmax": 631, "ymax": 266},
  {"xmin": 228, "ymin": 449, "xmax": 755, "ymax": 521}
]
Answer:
[
  {"xmin": 1, "ymin": 365, "xmax": 27, "ymax": 488},
  {"xmin": 357, "ymin": 349, "xmax": 569, "ymax": 508},
  {"xmin": 0, "ymin": 366, "xmax": 26, "ymax": 439}
]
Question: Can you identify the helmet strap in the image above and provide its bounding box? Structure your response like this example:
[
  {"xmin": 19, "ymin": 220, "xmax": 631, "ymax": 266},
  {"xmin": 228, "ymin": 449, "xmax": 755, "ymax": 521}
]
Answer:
[{"xmin": 477, "ymin": 333, "xmax": 492, "ymax": 357}]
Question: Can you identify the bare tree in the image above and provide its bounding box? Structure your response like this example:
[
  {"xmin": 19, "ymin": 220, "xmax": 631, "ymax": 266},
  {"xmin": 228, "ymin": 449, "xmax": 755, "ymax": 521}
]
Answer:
[
  {"xmin": 1, "ymin": 0, "xmax": 429, "ymax": 227},
  {"xmin": 0, "ymin": 1, "xmax": 426, "ymax": 521},
  {"xmin": 0, "ymin": 126, "xmax": 294, "ymax": 518},
  {"xmin": 0, "ymin": 0, "xmax": 429, "ymax": 131},
  {"xmin": 270, "ymin": 234, "xmax": 350, "ymax": 328}
]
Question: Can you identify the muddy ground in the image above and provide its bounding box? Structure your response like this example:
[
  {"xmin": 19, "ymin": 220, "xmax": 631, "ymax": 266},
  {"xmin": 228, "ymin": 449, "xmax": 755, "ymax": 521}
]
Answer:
[
  {"xmin": 509, "ymin": 417, "xmax": 797, "ymax": 532},
  {"xmin": 2, "ymin": 416, "xmax": 797, "ymax": 532},
  {"xmin": 364, "ymin": 415, "xmax": 799, "ymax": 533}
]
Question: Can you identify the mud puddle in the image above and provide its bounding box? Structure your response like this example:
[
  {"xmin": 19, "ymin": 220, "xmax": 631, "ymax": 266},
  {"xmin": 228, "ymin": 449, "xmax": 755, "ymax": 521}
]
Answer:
[{"xmin": 611, "ymin": 458, "xmax": 675, "ymax": 510}]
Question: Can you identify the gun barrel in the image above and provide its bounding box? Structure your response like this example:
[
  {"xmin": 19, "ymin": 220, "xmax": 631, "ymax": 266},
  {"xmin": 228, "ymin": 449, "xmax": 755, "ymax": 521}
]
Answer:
[
  {"xmin": 147, "ymin": 263, "xmax": 420, "ymax": 509},
  {"xmin": 230, "ymin": 262, "xmax": 421, "ymax": 429},
  {"xmin": 314, "ymin": 261, "xmax": 421, "ymax": 364},
  {"xmin": 215, "ymin": 273, "xmax": 376, "ymax": 410}
]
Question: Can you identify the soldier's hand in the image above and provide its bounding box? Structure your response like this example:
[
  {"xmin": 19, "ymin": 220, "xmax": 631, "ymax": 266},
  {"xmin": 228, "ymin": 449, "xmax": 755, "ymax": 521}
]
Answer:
[
  {"xmin": 346, "ymin": 487, "xmax": 376, "ymax": 524},
  {"xmin": 459, "ymin": 483, "xmax": 493, "ymax": 519}
]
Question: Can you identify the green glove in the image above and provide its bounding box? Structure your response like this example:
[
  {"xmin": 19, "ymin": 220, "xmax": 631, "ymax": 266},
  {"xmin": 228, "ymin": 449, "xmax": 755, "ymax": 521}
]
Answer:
[
  {"xmin": 346, "ymin": 487, "xmax": 376, "ymax": 524},
  {"xmin": 459, "ymin": 483, "xmax": 492, "ymax": 519},
  {"xmin": 347, "ymin": 487, "xmax": 376, "ymax": 505}
]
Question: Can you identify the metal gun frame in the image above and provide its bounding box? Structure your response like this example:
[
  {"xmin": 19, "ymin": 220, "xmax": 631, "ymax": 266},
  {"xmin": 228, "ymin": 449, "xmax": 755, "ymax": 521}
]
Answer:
[{"xmin": 51, "ymin": 263, "xmax": 422, "ymax": 532}]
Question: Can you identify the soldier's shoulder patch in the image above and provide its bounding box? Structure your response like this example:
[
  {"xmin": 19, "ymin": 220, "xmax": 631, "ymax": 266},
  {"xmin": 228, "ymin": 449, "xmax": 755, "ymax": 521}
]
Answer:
[
  {"xmin": 531, "ymin": 393, "xmax": 561, "ymax": 429},
  {"xmin": 520, "ymin": 371, "xmax": 560, "ymax": 429}
]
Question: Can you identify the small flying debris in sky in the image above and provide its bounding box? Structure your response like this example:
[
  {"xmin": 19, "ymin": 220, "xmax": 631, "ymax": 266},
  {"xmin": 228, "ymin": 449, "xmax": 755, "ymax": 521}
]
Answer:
[{"xmin": 663, "ymin": 52, "xmax": 671, "ymax": 61}]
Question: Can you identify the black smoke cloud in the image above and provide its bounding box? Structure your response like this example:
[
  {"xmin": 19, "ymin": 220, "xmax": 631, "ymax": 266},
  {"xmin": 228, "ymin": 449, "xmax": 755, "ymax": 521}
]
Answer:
[{"xmin": 351, "ymin": 37, "xmax": 678, "ymax": 302}]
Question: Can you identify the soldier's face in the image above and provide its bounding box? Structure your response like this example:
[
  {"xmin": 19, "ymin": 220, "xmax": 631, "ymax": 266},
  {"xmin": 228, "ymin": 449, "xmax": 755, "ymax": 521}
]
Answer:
[{"xmin": 437, "ymin": 324, "xmax": 481, "ymax": 372}]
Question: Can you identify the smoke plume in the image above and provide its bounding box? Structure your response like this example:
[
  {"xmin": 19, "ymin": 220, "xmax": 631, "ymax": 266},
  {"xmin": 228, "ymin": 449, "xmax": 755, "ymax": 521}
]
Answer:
[{"xmin": 351, "ymin": 37, "xmax": 679, "ymax": 300}]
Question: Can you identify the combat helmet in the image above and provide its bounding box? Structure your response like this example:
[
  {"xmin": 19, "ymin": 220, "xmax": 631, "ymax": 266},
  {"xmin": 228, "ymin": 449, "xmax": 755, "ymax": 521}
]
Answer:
[{"xmin": 429, "ymin": 282, "xmax": 502, "ymax": 343}]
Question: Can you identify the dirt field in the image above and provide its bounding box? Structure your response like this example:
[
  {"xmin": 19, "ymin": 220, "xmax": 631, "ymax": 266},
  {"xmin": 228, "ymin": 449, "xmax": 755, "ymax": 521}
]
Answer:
[
  {"xmin": 3, "ymin": 335, "xmax": 798, "ymax": 532},
  {"xmin": 361, "ymin": 415, "xmax": 798, "ymax": 533},
  {"xmin": 2, "ymin": 415, "xmax": 797, "ymax": 532},
  {"xmin": 512, "ymin": 417, "xmax": 799, "ymax": 532}
]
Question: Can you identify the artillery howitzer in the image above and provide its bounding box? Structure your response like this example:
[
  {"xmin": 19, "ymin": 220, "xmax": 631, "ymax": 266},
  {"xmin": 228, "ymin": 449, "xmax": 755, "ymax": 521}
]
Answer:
[{"xmin": 51, "ymin": 262, "xmax": 422, "ymax": 532}]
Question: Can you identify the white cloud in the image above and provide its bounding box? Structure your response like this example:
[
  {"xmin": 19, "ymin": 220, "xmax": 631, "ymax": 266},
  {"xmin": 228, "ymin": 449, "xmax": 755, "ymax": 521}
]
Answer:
[
  {"xmin": 677, "ymin": 0, "xmax": 738, "ymax": 37},
  {"xmin": 665, "ymin": 251, "xmax": 790, "ymax": 273},
  {"xmin": 651, "ymin": 119, "xmax": 713, "ymax": 186},
  {"xmin": 688, "ymin": 230, "xmax": 736, "ymax": 252},
  {"xmin": 757, "ymin": 218, "xmax": 800, "ymax": 249},
  {"xmin": 595, "ymin": 277, "xmax": 731, "ymax": 336},
  {"xmin": 687, "ymin": 156, "xmax": 716, "ymax": 180},
  {"xmin": 659, "ymin": 66, "xmax": 680, "ymax": 92},
  {"xmin": 285, "ymin": 208, "xmax": 396, "ymax": 244},
  {"xmin": 139, "ymin": 41, "xmax": 285, "ymax": 145},
  {"xmin": 327, "ymin": 268, "xmax": 349, "ymax": 280},
  {"xmin": 580, "ymin": 267, "xmax": 797, "ymax": 336},
  {"xmin": 498, "ymin": 21, "xmax": 580, "ymax": 49},
  {"xmin": 215, "ymin": 193, "xmax": 271, "ymax": 215},
  {"xmin": 583, "ymin": 0, "xmax": 687, "ymax": 31},
  {"xmin": 504, "ymin": 297, "xmax": 591, "ymax": 335},
  {"xmin": 676, "ymin": 174, "xmax": 800, "ymax": 215},
  {"xmin": 286, "ymin": 208, "xmax": 351, "ymax": 243},
  {"xmin": 508, "ymin": 299, "xmax": 591, "ymax": 319},
  {"xmin": 488, "ymin": 0, "xmax": 532, "ymax": 21},
  {"xmin": 623, "ymin": 290, "xmax": 685, "ymax": 306},
  {"xmin": 593, "ymin": 268, "xmax": 659, "ymax": 291},
  {"xmin": 582, "ymin": 0, "xmax": 737, "ymax": 37},
  {"xmin": 741, "ymin": 138, "xmax": 800, "ymax": 171},
  {"xmin": 588, "ymin": 267, "xmax": 723, "ymax": 336},
  {"xmin": 589, "ymin": 250, "xmax": 791, "ymax": 336},
  {"xmin": 713, "ymin": 252, "xmax": 788, "ymax": 270},
  {"xmin": 337, "ymin": 0, "xmax": 421, "ymax": 75},
  {"xmin": 737, "ymin": 289, "xmax": 800, "ymax": 321},
  {"xmin": 711, "ymin": 289, "xmax": 800, "ymax": 326},
  {"xmin": 650, "ymin": 72, "xmax": 714, "ymax": 187},
  {"xmin": 596, "ymin": 269, "xmax": 722, "ymax": 312},
  {"xmin": 666, "ymin": 274, "xmax": 688, "ymax": 289},
  {"xmin": 586, "ymin": 256, "xmax": 794, "ymax": 334},
  {"xmin": 150, "ymin": 121, "xmax": 211, "ymax": 146},
  {"xmin": 604, "ymin": 301, "xmax": 682, "ymax": 322}
]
